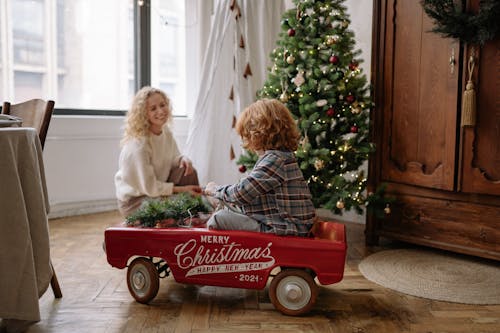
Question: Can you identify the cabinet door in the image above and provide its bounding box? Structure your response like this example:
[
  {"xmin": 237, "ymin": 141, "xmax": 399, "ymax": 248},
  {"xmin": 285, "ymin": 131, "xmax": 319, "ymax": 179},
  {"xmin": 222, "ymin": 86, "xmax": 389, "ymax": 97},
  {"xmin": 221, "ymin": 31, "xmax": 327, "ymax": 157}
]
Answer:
[
  {"xmin": 380, "ymin": 0, "xmax": 459, "ymax": 190},
  {"xmin": 460, "ymin": 37, "xmax": 500, "ymax": 195}
]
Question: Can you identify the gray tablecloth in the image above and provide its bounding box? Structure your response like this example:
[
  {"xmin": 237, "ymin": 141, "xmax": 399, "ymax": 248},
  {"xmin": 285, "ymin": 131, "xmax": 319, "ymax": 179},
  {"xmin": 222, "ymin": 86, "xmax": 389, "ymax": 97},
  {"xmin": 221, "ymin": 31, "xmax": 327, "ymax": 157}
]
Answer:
[{"xmin": 0, "ymin": 127, "xmax": 52, "ymax": 324}]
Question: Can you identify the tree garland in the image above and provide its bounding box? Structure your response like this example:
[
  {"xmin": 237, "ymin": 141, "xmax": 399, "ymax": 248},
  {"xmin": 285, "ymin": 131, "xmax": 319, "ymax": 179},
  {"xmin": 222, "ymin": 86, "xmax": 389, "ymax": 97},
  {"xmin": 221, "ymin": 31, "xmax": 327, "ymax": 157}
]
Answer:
[{"xmin": 421, "ymin": 0, "xmax": 500, "ymax": 46}]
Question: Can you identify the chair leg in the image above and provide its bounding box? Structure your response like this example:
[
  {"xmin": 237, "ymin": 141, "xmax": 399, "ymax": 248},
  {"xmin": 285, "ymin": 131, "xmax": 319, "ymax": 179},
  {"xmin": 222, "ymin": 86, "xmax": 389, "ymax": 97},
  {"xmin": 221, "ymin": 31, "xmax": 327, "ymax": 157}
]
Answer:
[{"xmin": 50, "ymin": 262, "xmax": 62, "ymax": 298}]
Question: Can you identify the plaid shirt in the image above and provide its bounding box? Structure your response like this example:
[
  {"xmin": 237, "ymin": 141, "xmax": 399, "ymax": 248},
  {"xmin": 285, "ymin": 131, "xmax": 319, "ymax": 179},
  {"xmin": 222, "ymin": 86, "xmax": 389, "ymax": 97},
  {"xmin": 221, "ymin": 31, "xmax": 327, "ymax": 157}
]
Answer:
[{"xmin": 214, "ymin": 150, "xmax": 316, "ymax": 236}]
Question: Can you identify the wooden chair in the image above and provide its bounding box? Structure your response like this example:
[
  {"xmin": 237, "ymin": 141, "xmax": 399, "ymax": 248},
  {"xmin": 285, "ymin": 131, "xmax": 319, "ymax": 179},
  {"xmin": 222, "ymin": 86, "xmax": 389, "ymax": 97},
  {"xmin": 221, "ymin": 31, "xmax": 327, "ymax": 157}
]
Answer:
[
  {"xmin": 1, "ymin": 99, "xmax": 62, "ymax": 298},
  {"xmin": 2, "ymin": 99, "xmax": 55, "ymax": 149}
]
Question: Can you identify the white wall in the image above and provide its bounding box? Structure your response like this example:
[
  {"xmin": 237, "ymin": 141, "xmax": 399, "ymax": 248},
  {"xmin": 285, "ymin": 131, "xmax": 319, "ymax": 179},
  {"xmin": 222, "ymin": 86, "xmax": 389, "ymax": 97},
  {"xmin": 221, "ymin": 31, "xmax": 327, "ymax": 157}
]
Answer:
[
  {"xmin": 44, "ymin": 116, "xmax": 191, "ymax": 218},
  {"xmin": 44, "ymin": 0, "xmax": 373, "ymax": 221}
]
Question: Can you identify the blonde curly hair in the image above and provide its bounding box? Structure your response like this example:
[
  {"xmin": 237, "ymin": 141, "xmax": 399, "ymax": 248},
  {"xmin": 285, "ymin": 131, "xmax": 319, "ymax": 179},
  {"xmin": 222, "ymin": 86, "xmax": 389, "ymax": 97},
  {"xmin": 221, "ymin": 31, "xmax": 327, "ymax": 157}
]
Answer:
[
  {"xmin": 236, "ymin": 98, "xmax": 300, "ymax": 152},
  {"xmin": 121, "ymin": 86, "xmax": 173, "ymax": 144}
]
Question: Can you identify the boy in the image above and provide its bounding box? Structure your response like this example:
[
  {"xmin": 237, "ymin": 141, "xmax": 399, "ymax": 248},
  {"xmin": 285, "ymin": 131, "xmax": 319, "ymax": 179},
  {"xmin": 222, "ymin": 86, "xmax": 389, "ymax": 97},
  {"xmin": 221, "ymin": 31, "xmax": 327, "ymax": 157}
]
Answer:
[{"xmin": 205, "ymin": 99, "xmax": 315, "ymax": 236}]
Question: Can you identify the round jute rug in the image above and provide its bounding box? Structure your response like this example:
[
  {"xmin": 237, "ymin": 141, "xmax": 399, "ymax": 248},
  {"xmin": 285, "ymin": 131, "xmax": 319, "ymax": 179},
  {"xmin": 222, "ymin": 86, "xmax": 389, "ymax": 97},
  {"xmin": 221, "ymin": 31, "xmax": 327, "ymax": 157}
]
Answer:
[{"xmin": 358, "ymin": 248, "xmax": 500, "ymax": 304}]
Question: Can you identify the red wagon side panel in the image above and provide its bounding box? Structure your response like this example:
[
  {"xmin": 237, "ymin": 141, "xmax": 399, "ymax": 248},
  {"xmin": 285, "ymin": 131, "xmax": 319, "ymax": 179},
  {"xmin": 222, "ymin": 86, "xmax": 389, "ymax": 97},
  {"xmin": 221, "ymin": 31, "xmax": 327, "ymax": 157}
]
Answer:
[{"xmin": 104, "ymin": 221, "xmax": 346, "ymax": 290}]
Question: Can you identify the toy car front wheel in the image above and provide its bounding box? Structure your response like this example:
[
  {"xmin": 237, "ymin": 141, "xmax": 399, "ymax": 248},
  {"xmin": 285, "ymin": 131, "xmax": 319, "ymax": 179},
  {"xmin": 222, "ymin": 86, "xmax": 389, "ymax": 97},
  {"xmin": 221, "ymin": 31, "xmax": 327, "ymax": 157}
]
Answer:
[
  {"xmin": 127, "ymin": 257, "xmax": 159, "ymax": 304},
  {"xmin": 269, "ymin": 269, "xmax": 318, "ymax": 316}
]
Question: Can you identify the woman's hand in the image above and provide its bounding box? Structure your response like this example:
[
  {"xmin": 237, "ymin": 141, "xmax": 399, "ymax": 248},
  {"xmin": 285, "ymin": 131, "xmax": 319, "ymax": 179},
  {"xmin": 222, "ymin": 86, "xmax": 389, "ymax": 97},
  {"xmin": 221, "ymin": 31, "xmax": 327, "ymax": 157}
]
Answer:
[
  {"xmin": 179, "ymin": 156, "xmax": 194, "ymax": 176},
  {"xmin": 173, "ymin": 185, "xmax": 202, "ymax": 196}
]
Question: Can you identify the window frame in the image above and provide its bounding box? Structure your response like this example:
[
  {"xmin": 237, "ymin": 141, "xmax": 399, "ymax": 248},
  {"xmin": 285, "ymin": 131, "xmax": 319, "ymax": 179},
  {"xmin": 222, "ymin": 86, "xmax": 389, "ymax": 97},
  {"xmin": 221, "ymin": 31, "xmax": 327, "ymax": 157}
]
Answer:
[{"xmin": 0, "ymin": 0, "xmax": 195, "ymax": 117}]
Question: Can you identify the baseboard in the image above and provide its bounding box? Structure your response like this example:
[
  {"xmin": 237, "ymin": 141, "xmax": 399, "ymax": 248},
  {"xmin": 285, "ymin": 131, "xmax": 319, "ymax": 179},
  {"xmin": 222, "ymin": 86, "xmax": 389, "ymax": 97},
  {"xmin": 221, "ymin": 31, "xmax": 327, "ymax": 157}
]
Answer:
[
  {"xmin": 316, "ymin": 208, "xmax": 365, "ymax": 224},
  {"xmin": 48, "ymin": 199, "xmax": 118, "ymax": 219},
  {"xmin": 47, "ymin": 200, "xmax": 365, "ymax": 223}
]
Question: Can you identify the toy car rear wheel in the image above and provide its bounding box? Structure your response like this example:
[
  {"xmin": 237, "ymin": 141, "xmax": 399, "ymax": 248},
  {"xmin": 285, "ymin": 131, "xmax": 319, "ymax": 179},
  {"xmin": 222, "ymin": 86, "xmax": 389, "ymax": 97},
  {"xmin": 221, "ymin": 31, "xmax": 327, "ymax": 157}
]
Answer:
[
  {"xmin": 269, "ymin": 269, "xmax": 318, "ymax": 316},
  {"xmin": 127, "ymin": 257, "xmax": 159, "ymax": 304}
]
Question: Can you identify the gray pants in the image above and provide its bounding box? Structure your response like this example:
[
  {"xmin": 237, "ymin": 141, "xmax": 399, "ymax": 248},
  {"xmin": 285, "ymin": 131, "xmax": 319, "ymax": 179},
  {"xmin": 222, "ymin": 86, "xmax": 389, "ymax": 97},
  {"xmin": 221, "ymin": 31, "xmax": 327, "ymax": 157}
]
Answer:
[{"xmin": 207, "ymin": 208, "xmax": 261, "ymax": 232}]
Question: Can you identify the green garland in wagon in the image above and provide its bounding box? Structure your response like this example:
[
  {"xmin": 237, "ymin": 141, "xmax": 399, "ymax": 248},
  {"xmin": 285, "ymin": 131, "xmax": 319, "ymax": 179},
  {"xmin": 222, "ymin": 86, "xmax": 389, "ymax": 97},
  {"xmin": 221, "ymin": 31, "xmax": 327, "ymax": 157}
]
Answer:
[
  {"xmin": 125, "ymin": 193, "xmax": 211, "ymax": 228},
  {"xmin": 421, "ymin": 0, "xmax": 500, "ymax": 46}
]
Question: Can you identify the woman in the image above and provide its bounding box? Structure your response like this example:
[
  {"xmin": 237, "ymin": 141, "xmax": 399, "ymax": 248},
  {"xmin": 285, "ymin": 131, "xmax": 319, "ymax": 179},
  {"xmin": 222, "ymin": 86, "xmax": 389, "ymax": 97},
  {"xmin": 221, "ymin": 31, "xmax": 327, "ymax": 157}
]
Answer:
[{"xmin": 115, "ymin": 86, "xmax": 201, "ymax": 217}]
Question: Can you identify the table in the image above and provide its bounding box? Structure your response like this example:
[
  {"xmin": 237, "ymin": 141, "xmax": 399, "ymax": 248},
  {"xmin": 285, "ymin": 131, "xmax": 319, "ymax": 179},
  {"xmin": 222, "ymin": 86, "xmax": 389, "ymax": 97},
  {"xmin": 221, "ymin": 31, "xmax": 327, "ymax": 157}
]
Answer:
[{"xmin": 0, "ymin": 127, "xmax": 53, "ymax": 330}]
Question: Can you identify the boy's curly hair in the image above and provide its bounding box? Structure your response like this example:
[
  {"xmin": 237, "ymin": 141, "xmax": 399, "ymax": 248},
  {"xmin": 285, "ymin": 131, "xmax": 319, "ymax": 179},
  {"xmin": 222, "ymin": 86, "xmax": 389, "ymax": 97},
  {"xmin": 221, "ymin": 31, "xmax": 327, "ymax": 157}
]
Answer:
[
  {"xmin": 236, "ymin": 98, "xmax": 300, "ymax": 152},
  {"xmin": 122, "ymin": 86, "xmax": 172, "ymax": 145}
]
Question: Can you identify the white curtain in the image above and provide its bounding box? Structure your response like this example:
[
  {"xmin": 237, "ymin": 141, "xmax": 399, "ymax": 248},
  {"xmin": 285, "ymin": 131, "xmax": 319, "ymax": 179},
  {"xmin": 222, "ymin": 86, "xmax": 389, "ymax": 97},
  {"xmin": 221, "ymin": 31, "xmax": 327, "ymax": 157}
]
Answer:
[{"xmin": 185, "ymin": 0, "xmax": 285, "ymax": 186}]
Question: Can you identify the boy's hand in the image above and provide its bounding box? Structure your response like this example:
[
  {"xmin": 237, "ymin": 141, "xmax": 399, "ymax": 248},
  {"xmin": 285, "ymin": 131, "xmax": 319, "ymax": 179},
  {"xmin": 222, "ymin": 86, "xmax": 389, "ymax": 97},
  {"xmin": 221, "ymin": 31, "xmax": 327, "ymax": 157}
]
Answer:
[
  {"xmin": 204, "ymin": 181, "xmax": 218, "ymax": 196},
  {"xmin": 203, "ymin": 182, "xmax": 219, "ymax": 208}
]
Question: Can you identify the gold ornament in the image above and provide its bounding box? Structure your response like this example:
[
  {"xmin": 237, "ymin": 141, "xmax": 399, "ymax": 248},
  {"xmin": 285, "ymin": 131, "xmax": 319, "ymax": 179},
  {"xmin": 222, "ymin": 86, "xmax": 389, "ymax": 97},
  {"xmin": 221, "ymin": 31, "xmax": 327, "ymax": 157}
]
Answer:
[
  {"xmin": 326, "ymin": 36, "xmax": 336, "ymax": 45},
  {"xmin": 384, "ymin": 204, "xmax": 391, "ymax": 215},
  {"xmin": 314, "ymin": 159, "xmax": 325, "ymax": 171},
  {"xmin": 280, "ymin": 92, "xmax": 289, "ymax": 102},
  {"xmin": 336, "ymin": 200, "xmax": 345, "ymax": 209},
  {"xmin": 351, "ymin": 106, "xmax": 362, "ymax": 114},
  {"xmin": 286, "ymin": 55, "xmax": 295, "ymax": 64}
]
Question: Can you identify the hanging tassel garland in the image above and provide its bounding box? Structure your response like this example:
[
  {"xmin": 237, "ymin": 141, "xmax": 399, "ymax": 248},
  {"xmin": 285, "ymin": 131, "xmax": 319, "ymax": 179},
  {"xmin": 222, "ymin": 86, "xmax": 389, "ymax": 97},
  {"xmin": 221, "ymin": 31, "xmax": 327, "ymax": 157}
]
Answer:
[
  {"xmin": 461, "ymin": 51, "xmax": 476, "ymax": 127},
  {"xmin": 243, "ymin": 63, "xmax": 252, "ymax": 78},
  {"xmin": 230, "ymin": 145, "xmax": 235, "ymax": 160}
]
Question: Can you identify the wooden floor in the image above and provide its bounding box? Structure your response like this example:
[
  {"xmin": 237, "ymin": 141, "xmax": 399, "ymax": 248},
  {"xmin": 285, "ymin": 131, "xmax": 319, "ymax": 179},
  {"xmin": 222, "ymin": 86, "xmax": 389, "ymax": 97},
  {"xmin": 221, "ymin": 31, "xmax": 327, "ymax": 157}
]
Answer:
[{"xmin": 28, "ymin": 211, "xmax": 500, "ymax": 333}]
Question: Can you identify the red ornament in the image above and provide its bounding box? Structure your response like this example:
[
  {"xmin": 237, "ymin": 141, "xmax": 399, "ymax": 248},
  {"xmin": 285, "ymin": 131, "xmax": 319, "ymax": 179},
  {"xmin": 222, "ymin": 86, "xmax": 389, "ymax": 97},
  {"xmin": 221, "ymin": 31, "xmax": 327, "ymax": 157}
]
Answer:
[
  {"xmin": 288, "ymin": 28, "xmax": 296, "ymax": 37},
  {"xmin": 329, "ymin": 55, "xmax": 339, "ymax": 64},
  {"xmin": 326, "ymin": 107, "xmax": 335, "ymax": 117},
  {"xmin": 349, "ymin": 61, "xmax": 358, "ymax": 71},
  {"xmin": 350, "ymin": 125, "xmax": 359, "ymax": 133},
  {"xmin": 346, "ymin": 94, "xmax": 355, "ymax": 103},
  {"xmin": 238, "ymin": 165, "xmax": 247, "ymax": 173}
]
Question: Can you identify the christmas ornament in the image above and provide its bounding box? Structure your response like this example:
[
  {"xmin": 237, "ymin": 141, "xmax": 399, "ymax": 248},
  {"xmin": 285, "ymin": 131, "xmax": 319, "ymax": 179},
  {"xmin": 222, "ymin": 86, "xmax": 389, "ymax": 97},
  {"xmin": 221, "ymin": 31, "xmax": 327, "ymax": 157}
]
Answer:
[
  {"xmin": 279, "ymin": 92, "xmax": 289, "ymax": 102},
  {"xmin": 286, "ymin": 55, "xmax": 295, "ymax": 64},
  {"xmin": 288, "ymin": 28, "xmax": 296, "ymax": 37},
  {"xmin": 384, "ymin": 204, "xmax": 391, "ymax": 215},
  {"xmin": 349, "ymin": 61, "xmax": 358, "ymax": 71},
  {"xmin": 316, "ymin": 99, "xmax": 327, "ymax": 107},
  {"xmin": 314, "ymin": 159, "xmax": 325, "ymax": 171},
  {"xmin": 300, "ymin": 134, "xmax": 309, "ymax": 149},
  {"xmin": 326, "ymin": 107, "xmax": 335, "ymax": 117},
  {"xmin": 329, "ymin": 55, "xmax": 339, "ymax": 64},
  {"xmin": 293, "ymin": 70, "xmax": 305, "ymax": 87},
  {"xmin": 346, "ymin": 94, "xmax": 355, "ymax": 103},
  {"xmin": 238, "ymin": 165, "xmax": 247, "ymax": 173},
  {"xmin": 350, "ymin": 125, "xmax": 358, "ymax": 133},
  {"xmin": 351, "ymin": 106, "xmax": 362, "ymax": 114},
  {"xmin": 336, "ymin": 200, "xmax": 345, "ymax": 209},
  {"xmin": 326, "ymin": 35, "xmax": 336, "ymax": 45}
]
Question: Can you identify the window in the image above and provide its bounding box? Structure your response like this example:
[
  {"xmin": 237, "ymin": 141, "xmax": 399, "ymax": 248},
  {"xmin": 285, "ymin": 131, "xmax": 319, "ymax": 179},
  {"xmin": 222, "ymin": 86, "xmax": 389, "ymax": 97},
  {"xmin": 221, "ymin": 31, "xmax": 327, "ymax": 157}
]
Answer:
[
  {"xmin": 151, "ymin": 0, "xmax": 186, "ymax": 116},
  {"xmin": 0, "ymin": 0, "xmax": 199, "ymax": 115}
]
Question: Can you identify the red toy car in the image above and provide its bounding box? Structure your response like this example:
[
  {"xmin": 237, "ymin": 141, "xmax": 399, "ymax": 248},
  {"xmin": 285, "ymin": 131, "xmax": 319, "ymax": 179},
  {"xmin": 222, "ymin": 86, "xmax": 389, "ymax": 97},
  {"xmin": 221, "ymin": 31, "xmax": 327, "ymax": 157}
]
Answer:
[{"xmin": 104, "ymin": 220, "xmax": 346, "ymax": 316}]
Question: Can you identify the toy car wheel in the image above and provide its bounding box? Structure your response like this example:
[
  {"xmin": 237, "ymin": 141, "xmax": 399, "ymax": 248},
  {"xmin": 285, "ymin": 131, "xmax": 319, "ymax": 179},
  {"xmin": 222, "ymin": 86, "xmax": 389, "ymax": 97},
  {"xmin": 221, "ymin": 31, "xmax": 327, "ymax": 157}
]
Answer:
[
  {"xmin": 127, "ymin": 257, "xmax": 159, "ymax": 304},
  {"xmin": 269, "ymin": 269, "xmax": 318, "ymax": 316}
]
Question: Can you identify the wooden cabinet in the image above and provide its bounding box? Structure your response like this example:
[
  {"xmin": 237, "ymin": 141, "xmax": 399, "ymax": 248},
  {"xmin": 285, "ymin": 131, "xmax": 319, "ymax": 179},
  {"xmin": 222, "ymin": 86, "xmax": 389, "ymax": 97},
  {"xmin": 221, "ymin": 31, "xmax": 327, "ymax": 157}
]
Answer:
[{"xmin": 367, "ymin": 0, "xmax": 500, "ymax": 260}]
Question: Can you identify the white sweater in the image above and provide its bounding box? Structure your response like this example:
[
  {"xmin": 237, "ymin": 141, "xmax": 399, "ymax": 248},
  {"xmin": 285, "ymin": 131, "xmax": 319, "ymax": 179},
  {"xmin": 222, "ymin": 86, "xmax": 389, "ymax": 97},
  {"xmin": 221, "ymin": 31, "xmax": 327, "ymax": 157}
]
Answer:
[{"xmin": 114, "ymin": 127, "xmax": 182, "ymax": 202}]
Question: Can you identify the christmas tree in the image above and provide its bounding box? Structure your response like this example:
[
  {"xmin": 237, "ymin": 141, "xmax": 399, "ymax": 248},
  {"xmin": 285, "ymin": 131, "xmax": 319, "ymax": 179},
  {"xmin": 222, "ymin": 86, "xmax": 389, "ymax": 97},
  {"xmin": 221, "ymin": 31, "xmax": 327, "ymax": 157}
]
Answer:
[{"xmin": 241, "ymin": 0, "xmax": 379, "ymax": 215}]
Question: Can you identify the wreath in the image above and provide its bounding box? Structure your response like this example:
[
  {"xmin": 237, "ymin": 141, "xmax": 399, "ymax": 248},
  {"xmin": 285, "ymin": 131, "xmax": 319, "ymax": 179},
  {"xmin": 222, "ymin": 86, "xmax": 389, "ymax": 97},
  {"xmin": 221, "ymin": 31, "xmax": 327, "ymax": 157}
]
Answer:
[{"xmin": 421, "ymin": 0, "xmax": 500, "ymax": 46}]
